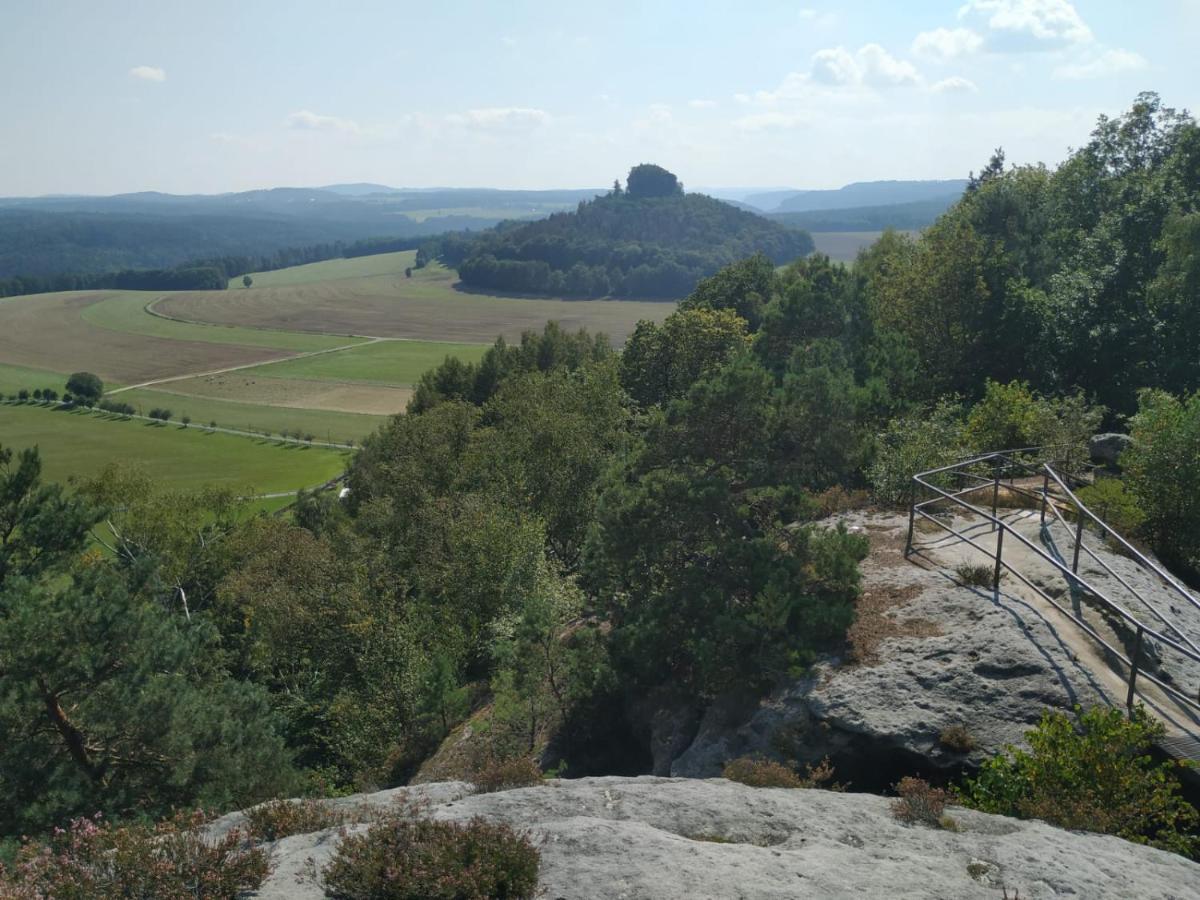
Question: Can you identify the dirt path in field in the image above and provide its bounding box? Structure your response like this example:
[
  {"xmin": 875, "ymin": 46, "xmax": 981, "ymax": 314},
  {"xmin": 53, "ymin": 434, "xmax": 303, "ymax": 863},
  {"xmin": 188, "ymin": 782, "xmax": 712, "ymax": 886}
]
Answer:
[{"xmin": 106, "ymin": 336, "xmax": 387, "ymax": 395}]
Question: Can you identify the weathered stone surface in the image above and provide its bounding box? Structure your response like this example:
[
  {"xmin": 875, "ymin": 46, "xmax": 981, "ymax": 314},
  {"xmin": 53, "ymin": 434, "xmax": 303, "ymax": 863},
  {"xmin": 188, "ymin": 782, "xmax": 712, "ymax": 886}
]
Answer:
[
  {"xmin": 238, "ymin": 777, "xmax": 1198, "ymax": 899},
  {"xmin": 670, "ymin": 511, "xmax": 1116, "ymax": 782},
  {"xmin": 1090, "ymin": 432, "xmax": 1133, "ymax": 466}
]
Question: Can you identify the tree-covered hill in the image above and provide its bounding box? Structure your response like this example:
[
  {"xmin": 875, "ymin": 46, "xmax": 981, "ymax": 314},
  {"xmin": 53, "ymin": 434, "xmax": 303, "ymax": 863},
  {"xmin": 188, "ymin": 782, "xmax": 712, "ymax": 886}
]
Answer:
[{"xmin": 441, "ymin": 165, "xmax": 814, "ymax": 299}]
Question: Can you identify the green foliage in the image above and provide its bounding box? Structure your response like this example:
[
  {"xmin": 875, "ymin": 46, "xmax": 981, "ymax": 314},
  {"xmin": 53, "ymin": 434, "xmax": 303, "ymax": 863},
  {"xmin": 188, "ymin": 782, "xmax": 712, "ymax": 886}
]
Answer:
[
  {"xmin": 678, "ymin": 252, "xmax": 778, "ymax": 330},
  {"xmin": 584, "ymin": 356, "xmax": 869, "ymax": 696},
  {"xmin": 625, "ymin": 163, "xmax": 683, "ymax": 199},
  {"xmin": 964, "ymin": 380, "xmax": 1040, "ymax": 451},
  {"xmin": 322, "ymin": 815, "xmax": 539, "ymax": 900},
  {"xmin": 0, "ymin": 811, "xmax": 268, "ymax": 899},
  {"xmin": 619, "ymin": 307, "xmax": 749, "ymax": 408},
  {"xmin": 1122, "ymin": 389, "xmax": 1200, "ymax": 569},
  {"xmin": 868, "ymin": 400, "xmax": 966, "ymax": 506},
  {"xmin": 65, "ymin": 371, "xmax": 103, "ymax": 403},
  {"xmin": 1075, "ymin": 478, "xmax": 1146, "ymax": 536},
  {"xmin": 242, "ymin": 274, "xmax": 253, "ymax": 288},
  {"xmin": 469, "ymin": 757, "xmax": 545, "ymax": 794},
  {"xmin": 959, "ymin": 706, "xmax": 1199, "ymax": 857}
]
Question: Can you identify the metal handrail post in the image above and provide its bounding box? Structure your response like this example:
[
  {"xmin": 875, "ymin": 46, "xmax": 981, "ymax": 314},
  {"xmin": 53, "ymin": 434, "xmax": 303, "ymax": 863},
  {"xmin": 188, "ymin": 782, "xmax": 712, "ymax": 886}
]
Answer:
[
  {"xmin": 1040, "ymin": 470, "xmax": 1049, "ymax": 524},
  {"xmin": 993, "ymin": 525, "xmax": 1005, "ymax": 592},
  {"xmin": 905, "ymin": 498, "xmax": 915, "ymax": 558},
  {"xmin": 1126, "ymin": 626, "xmax": 1144, "ymax": 715},
  {"xmin": 991, "ymin": 463, "xmax": 1001, "ymax": 532},
  {"xmin": 1071, "ymin": 508, "xmax": 1085, "ymax": 575}
]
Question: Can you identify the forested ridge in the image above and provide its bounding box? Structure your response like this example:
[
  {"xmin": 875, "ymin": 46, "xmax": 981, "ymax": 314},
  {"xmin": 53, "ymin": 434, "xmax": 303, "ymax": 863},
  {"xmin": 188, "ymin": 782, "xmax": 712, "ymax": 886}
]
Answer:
[
  {"xmin": 437, "ymin": 164, "xmax": 814, "ymax": 299},
  {"xmin": 4, "ymin": 94, "xmax": 1200, "ymax": 874}
]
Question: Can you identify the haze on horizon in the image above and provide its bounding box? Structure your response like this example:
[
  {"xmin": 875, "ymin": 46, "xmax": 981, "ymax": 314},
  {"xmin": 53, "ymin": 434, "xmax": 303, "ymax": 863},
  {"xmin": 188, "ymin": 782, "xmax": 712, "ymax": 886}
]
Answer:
[{"xmin": 1, "ymin": 0, "xmax": 1196, "ymax": 197}]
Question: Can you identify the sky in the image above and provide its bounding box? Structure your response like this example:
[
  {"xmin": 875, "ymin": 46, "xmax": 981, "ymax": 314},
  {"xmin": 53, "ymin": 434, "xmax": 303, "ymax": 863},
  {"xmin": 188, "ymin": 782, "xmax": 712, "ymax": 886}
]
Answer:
[{"xmin": 1, "ymin": 0, "xmax": 1196, "ymax": 196}]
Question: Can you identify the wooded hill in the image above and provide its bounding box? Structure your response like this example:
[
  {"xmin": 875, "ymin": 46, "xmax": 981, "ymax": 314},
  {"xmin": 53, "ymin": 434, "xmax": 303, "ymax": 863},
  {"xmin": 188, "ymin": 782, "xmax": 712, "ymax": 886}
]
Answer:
[{"xmin": 441, "ymin": 165, "xmax": 814, "ymax": 299}]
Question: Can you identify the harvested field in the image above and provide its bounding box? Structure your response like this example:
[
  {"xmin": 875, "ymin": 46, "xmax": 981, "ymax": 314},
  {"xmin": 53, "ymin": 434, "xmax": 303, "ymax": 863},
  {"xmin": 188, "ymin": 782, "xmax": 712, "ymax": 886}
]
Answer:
[
  {"xmin": 166, "ymin": 372, "xmax": 413, "ymax": 415},
  {"xmin": 82, "ymin": 290, "xmax": 359, "ymax": 351},
  {"xmin": 163, "ymin": 257, "xmax": 675, "ymax": 344},
  {"xmin": 0, "ymin": 292, "xmax": 295, "ymax": 384}
]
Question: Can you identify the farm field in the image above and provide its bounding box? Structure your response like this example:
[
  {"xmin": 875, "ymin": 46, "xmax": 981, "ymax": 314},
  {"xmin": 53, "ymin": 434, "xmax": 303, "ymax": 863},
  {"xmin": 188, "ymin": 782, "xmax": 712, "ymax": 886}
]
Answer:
[
  {"xmin": 171, "ymin": 251, "xmax": 675, "ymax": 344},
  {"xmin": 113, "ymin": 387, "xmax": 387, "ymax": 443},
  {"xmin": 0, "ymin": 403, "xmax": 348, "ymax": 493},
  {"xmin": 159, "ymin": 373, "xmax": 413, "ymax": 416},
  {"xmin": 0, "ymin": 247, "xmax": 674, "ymax": 493},
  {"xmin": 810, "ymin": 231, "xmax": 918, "ymax": 262},
  {"xmin": 240, "ymin": 338, "xmax": 489, "ymax": 384}
]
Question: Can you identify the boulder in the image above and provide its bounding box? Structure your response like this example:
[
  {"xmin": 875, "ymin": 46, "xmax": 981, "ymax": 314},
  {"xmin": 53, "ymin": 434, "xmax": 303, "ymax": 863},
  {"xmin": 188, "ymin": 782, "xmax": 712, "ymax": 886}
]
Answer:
[
  {"xmin": 231, "ymin": 777, "xmax": 1199, "ymax": 899},
  {"xmin": 1090, "ymin": 432, "xmax": 1133, "ymax": 466}
]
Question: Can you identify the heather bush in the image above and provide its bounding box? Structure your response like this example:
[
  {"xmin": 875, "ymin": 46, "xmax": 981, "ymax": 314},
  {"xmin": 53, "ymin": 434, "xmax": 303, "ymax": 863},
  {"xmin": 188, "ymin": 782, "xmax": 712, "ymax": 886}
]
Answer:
[
  {"xmin": 722, "ymin": 756, "xmax": 839, "ymax": 790},
  {"xmin": 891, "ymin": 776, "xmax": 948, "ymax": 826},
  {"xmin": 244, "ymin": 798, "xmax": 352, "ymax": 843},
  {"xmin": 322, "ymin": 816, "xmax": 539, "ymax": 900},
  {"xmin": 0, "ymin": 811, "xmax": 267, "ymax": 899},
  {"xmin": 470, "ymin": 757, "xmax": 545, "ymax": 794}
]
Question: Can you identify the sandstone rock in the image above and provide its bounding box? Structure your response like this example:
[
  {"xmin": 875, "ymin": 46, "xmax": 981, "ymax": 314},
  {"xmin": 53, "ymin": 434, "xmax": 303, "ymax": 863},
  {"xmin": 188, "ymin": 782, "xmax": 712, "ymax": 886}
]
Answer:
[
  {"xmin": 671, "ymin": 510, "xmax": 1115, "ymax": 783},
  {"xmin": 1090, "ymin": 432, "xmax": 1133, "ymax": 466},
  {"xmin": 237, "ymin": 777, "xmax": 1199, "ymax": 899}
]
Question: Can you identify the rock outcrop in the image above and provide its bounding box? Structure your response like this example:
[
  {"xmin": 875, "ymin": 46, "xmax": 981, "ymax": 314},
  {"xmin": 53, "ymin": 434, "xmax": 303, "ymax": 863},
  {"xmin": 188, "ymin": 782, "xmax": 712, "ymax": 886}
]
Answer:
[
  {"xmin": 669, "ymin": 510, "xmax": 1118, "ymax": 782},
  {"xmin": 1090, "ymin": 432, "xmax": 1133, "ymax": 467},
  {"xmin": 223, "ymin": 777, "xmax": 1199, "ymax": 899}
]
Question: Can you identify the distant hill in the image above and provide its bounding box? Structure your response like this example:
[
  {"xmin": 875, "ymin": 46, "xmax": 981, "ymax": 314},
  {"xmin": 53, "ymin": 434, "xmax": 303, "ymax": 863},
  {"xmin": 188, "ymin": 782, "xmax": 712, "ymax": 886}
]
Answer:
[
  {"xmin": 744, "ymin": 179, "xmax": 967, "ymax": 213},
  {"xmin": 441, "ymin": 165, "xmax": 813, "ymax": 299},
  {"xmin": 0, "ymin": 185, "xmax": 606, "ymax": 279},
  {"xmin": 768, "ymin": 196, "xmax": 959, "ymax": 232}
]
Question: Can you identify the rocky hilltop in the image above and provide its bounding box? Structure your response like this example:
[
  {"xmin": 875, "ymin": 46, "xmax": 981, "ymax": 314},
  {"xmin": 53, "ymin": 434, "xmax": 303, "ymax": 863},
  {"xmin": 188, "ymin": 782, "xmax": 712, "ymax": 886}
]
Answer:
[{"xmin": 219, "ymin": 777, "xmax": 1199, "ymax": 899}]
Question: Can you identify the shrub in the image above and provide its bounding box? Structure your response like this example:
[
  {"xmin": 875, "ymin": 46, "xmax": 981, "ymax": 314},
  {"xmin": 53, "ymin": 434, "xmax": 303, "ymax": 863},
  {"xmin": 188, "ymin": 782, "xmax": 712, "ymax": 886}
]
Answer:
[
  {"xmin": 470, "ymin": 757, "xmax": 544, "ymax": 794},
  {"xmin": 1075, "ymin": 478, "xmax": 1146, "ymax": 537},
  {"xmin": 722, "ymin": 756, "xmax": 840, "ymax": 790},
  {"xmin": 1122, "ymin": 389, "xmax": 1200, "ymax": 570},
  {"xmin": 869, "ymin": 399, "xmax": 965, "ymax": 506},
  {"xmin": 954, "ymin": 562, "xmax": 994, "ymax": 588},
  {"xmin": 891, "ymin": 776, "xmax": 948, "ymax": 826},
  {"xmin": 939, "ymin": 724, "xmax": 977, "ymax": 753},
  {"xmin": 322, "ymin": 816, "xmax": 539, "ymax": 900},
  {"xmin": 0, "ymin": 811, "xmax": 268, "ymax": 899},
  {"xmin": 958, "ymin": 706, "xmax": 1199, "ymax": 857},
  {"xmin": 244, "ymin": 798, "xmax": 350, "ymax": 842},
  {"xmin": 964, "ymin": 380, "xmax": 1040, "ymax": 452}
]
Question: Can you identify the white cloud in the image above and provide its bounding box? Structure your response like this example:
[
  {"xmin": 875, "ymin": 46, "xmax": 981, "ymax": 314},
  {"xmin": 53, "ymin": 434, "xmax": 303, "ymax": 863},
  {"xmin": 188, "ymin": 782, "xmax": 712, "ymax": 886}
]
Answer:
[
  {"xmin": 128, "ymin": 65, "xmax": 165, "ymax": 82},
  {"xmin": 912, "ymin": 27, "xmax": 983, "ymax": 60},
  {"xmin": 285, "ymin": 110, "xmax": 360, "ymax": 133},
  {"xmin": 734, "ymin": 110, "xmax": 812, "ymax": 132},
  {"xmin": 958, "ymin": 0, "xmax": 1093, "ymax": 51},
  {"xmin": 930, "ymin": 75, "xmax": 979, "ymax": 93},
  {"xmin": 811, "ymin": 43, "xmax": 920, "ymax": 87},
  {"xmin": 1054, "ymin": 48, "xmax": 1147, "ymax": 80},
  {"xmin": 688, "ymin": 98, "xmax": 717, "ymax": 109},
  {"xmin": 444, "ymin": 107, "xmax": 551, "ymax": 131}
]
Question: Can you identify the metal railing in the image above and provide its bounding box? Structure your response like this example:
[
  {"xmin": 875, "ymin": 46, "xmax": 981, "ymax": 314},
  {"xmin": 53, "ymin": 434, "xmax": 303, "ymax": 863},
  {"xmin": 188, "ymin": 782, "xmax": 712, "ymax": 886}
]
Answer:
[{"xmin": 905, "ymin": 449, "xmax": 1200, "ymax": 722}]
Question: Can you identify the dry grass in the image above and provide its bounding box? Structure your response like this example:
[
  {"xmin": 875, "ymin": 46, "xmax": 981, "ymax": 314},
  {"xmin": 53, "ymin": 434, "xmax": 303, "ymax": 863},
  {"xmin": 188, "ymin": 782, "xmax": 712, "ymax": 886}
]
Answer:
[
  {"xmin": 938, "ymin": 724, "xmax": 978, "ymax": 753},
  {"xmin": 954, "ymin": 562, "xmax": 996, "ymax": 588},
  {"xmin": 847, "ymin": 583, "xmax": 941, "ymax": 664},
  {"xmin": 470, "ymin": 757, "xmax": 545, "ymax": 794}
]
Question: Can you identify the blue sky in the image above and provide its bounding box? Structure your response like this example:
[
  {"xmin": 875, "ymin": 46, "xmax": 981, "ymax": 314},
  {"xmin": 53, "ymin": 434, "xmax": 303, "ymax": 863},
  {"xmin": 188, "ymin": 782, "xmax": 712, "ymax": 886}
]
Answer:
[{"xmin": 1, "ymin": 1, "xmax": 1196, "ymax": 195}]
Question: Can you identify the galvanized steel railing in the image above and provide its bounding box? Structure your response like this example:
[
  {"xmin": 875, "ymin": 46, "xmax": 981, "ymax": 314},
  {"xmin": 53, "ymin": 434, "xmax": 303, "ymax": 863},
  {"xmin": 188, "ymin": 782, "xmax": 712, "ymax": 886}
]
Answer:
[{"xmin": 905, "ymin": 449, "xmax": 1200, "ymax": 720}]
